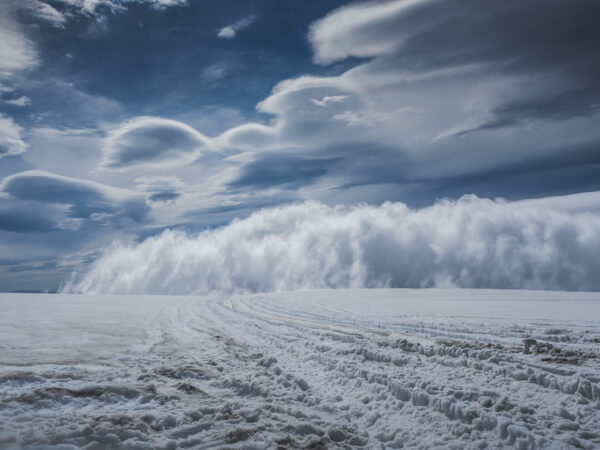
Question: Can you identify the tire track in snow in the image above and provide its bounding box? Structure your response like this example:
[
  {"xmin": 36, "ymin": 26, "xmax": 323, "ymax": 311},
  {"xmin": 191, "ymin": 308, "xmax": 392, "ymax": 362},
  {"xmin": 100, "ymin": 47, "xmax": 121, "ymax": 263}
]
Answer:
[{"xmin": 1, "ymin": 290, "xmax": 599, "ymax": 449}]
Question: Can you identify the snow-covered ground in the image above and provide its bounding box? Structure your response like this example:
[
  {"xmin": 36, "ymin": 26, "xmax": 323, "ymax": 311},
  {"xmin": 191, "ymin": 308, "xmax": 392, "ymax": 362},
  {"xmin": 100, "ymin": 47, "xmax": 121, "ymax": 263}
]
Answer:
[{"xmin": 1, "ymin": 289, "xmax": 599, "ymax": 449}]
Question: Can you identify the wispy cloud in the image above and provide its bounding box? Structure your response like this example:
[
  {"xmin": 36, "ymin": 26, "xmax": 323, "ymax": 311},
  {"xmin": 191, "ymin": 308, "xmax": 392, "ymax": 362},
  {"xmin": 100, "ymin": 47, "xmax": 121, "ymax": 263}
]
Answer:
[
  {"xmin": 217, "ymin": 14, "xmax": 257, "ymax": 40},
  {"xmin": 52, "ymin": 0, "xmax": 187, "ymax": 15},
  {"xmin": 4, "ymin": 96, "xmax": 31, "ymax": 107},
  {"xmin": 0, "ymin": 3, "xmax": 38, "ymax": 81}
]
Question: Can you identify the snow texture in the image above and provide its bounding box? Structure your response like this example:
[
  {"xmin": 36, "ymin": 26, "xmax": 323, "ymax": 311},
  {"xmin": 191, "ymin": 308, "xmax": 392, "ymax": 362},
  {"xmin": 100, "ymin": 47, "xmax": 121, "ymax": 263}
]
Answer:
[
  {"xmin": 1, "ymin": 289, "xmax": 600, "ymax": 449},
  {"xmin": 62, "ymin": 196, "xmax": 600, "ymax": 295}
]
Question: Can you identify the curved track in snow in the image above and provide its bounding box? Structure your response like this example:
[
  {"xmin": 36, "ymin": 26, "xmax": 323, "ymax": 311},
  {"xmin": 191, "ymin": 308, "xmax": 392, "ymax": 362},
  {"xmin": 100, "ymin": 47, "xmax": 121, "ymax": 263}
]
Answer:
[{"xmin": 1, "ymin": 289, "xmax": 600, "ymax": 449}]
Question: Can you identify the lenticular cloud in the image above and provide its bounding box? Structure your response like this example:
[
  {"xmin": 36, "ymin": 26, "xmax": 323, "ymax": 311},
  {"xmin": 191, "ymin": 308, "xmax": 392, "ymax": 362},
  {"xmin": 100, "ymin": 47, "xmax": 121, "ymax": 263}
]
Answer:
[{"xmin": 62, "ymin": 196, "xmax": 600, "ymax": 294}]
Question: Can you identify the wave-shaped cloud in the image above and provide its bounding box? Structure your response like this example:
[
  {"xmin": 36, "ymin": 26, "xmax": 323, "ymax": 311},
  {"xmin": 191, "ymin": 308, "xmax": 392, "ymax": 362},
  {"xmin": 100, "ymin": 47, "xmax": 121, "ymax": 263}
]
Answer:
[
  {"xmin": 102, "ymin": 116, "xmax": 215, "ymax": 170},
  {"xmin": 62, "ymin": 193, "xmax": 600, "ymax": 294},
  {"xmin": 1, "ymin": 170, "xmax": 148, "ymax": 222}
]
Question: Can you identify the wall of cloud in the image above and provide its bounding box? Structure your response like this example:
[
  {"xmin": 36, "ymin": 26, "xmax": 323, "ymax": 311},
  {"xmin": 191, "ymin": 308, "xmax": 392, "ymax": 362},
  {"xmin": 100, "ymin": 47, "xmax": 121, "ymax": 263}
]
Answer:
[{"xmin": 62, "ymin": 195, "xmax": 600, "ymax": 294}]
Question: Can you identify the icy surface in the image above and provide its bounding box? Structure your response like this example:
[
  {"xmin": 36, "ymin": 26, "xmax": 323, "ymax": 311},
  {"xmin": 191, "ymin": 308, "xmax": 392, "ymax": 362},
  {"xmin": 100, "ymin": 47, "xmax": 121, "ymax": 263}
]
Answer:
[{"xmin": 1, "ymin": 289, "xmax": 600, "ymax": 449}]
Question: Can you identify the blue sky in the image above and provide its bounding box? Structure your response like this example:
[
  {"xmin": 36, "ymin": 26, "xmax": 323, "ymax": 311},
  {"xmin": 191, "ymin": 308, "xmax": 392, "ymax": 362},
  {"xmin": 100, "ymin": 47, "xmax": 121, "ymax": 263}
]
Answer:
[{"xmin": 1, "ymin": 0, "xmax": 599, "ymax": 292}]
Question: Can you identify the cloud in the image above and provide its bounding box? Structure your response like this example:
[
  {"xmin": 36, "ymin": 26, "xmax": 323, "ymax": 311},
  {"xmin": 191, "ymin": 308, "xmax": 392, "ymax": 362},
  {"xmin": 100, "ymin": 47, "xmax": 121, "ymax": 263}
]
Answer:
[
  {"xmin": 52, "ymin": 0, "xmax": 187, "ymax": 15},
  {"xmin": 217, "ymin": 123, "xmax": 278, "ymax": 151},
  {"xmin": 148, "ymin": 191, "xmax": 180, "ymax": 203},
  {"xmin": 0, "ymin": 202, "xmax": 60, "ymax": 233},
  {"xmin": 4, "ymin": 0, "xmax": 600, "ymax": 292},
  {"xmin": 311, "ymin": 0, "xmax": 600, "ymax": 126},
  {"xmin": 62, "ymin": 192, "xmax": 600, "ymax": 294},
  {"xmin": 0, "ymin": 3, "xmax": 38, "ymax": 81},
  {"xmin": 135, "ymin": 176, "xmax": 184, "ymax": 203},
  {"xmin": 1, "ymin": 170, "xmax": 148, "ymax": 222},
  {"xmin": 312, "ymin": 95, "xmax": 349, "ymax": 107},
  {"xmin": 218, "ymin": 75, "xmax": 375, "ymax": 155},
  {"xmin": 213, "ymin": 0, "xmax": 600, "ymax": 201},
  {"xmin": 217, "ymin": 14, "xmax": 257, "ymax": 40},
  {"xmin": 134, "ymin": 0, "xmax": 187, "ymax": 8},
  {"xmin": 4, "ymin": 96, "xmax": 31, "ymax": 107},
  {"xmin": 309, "ymin": 0, "xmax": 420, "ymax": 64},
  {"xmin": 19, "ymin": 0, "xmax": 67, "ymax": 28},
  {"xmin": 102, "ymin": 117, "xmax": 214, "ymax": 170},
  {"xmin": 229, "ymin": 154, "xmax": 335, "ymax": 190},
  {"xmin": 0, "ymin": 114, "xmax": 27, "ymax": 158},
  {"xmin": 0, "ymin": 0, "xmax": 186, "ymax": 80}
]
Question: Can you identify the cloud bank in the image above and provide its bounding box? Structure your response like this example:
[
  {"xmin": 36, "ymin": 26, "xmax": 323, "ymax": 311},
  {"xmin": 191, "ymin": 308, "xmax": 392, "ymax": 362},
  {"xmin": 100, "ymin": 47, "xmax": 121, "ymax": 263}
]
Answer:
[{"xmin": 63, "ymin": 193, "xmax": 600, "ymax": 294}]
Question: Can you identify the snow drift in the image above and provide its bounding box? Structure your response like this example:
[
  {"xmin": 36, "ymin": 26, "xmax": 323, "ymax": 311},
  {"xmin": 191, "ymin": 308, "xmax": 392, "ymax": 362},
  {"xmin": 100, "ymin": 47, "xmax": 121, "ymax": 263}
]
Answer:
[{"xmin": 62, "ymin": 195, "xmax": 600, "ymax": 294}]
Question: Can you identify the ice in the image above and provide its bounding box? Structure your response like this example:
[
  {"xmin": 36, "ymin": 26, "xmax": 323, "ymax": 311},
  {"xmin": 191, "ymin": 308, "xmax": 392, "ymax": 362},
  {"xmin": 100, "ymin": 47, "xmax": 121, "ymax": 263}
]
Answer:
[{"xmin": 1, "ymin": 289, "xmax": 600, "ymax": 449}]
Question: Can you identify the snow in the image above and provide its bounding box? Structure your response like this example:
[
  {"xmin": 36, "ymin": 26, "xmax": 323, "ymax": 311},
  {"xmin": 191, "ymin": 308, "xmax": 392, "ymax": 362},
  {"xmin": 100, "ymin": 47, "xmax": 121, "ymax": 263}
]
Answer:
[{"xmin": 1, "ymin": 289, "xmax": 599, "ymax": 449}]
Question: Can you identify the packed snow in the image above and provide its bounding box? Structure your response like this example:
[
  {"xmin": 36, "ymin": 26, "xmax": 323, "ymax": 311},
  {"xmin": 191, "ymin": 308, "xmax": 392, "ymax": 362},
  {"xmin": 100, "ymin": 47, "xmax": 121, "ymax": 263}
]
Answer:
[{"xmin": 1, "ymin": 289, "xmax": 600, "ymax": 449}]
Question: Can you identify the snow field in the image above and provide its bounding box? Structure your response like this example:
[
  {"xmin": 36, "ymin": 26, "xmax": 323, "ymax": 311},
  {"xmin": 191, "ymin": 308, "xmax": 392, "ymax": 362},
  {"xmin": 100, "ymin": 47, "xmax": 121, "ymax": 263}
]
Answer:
[{"xmin": 1, "ymin": 289, "xmax": 599, "ymax": 449}]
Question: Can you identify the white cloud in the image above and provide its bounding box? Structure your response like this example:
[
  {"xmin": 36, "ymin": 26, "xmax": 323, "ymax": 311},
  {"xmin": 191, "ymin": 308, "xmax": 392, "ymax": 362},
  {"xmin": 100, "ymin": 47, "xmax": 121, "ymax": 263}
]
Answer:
[
  {"xmin": 312, "ymin": 95, "xmax": 348, "ymax": 107},
  {"xmin": 217, "ymin": 75, "xmax": 378, "ymax": 154},
  {"xmin": 4, "ymin": 96, "xmax": 31, "ymax": 107},
  {"xmin": 24, "ymin": 127, "xmax": 103, "ymax": 179},
  {"xmin": 22, "ymin": 1, "xmax": 67, "ymax": 28},
  {"xmin": 139, "ymin": 0, "xmax": 187, "ymax": 8},
  {"xmin": 332, "ymin": 110, "xmax": 379, "ymax": 127},
  {"xmin": 0, "ymin": 3, "xmax": 38, "ymax": 81},
  {"xmin": 217, "ymin": 26, "xmax": 236, "ymax": 40},
  {"xmin": 217, "ymin": 14, "xmax": 256, "ymax": 40},
  {"xmin": 0, "ymin": 114, "xmax": 27, "ymax": 158},
  {"xmin": 63, "ymin": 192, "xmax": 600, "ymax": 294},
  {"xmin": 201, "ymin": 62, "xmax": 229, "ymax": 82},
  {"xmin": 216, "ymin": 123, "xmax": 278, "ymax": 151},
  {"xmin": 54, "ymin": 0, "xmax": 187, "ymax": 15},
  {"xmin": 102, "ymin": 116, "xmax": 215, "ymax": 170},
  {"xmin": 309, "ymin": 0, "xmax": 421, "ymax": 64}
]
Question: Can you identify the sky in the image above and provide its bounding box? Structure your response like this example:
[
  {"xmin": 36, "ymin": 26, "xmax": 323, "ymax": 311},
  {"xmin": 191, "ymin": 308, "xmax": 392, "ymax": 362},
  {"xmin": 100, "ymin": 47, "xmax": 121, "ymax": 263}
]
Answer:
[{"xmin": 1, "ymin": 0, "xmax": 600, "ymax": 292}]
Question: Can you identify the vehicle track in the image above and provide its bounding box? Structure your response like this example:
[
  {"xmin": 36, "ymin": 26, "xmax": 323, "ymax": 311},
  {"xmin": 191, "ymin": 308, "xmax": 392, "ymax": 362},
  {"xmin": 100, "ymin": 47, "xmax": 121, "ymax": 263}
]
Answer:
[{"xmin": 1, "ymin": 290, "xmax": 599, "ymax": 449}]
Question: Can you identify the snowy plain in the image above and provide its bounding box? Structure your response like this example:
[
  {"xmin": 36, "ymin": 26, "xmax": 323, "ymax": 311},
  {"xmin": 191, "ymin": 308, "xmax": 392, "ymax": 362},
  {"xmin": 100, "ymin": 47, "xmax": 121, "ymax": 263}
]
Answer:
[{"xmin": 1, "ymin": 289, "xmax": 599, "ymax": 449}]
